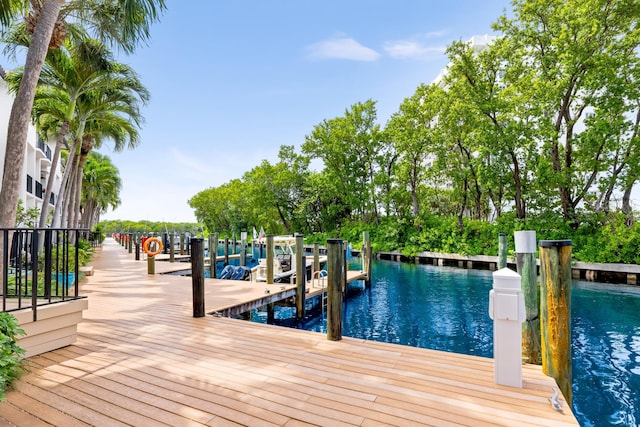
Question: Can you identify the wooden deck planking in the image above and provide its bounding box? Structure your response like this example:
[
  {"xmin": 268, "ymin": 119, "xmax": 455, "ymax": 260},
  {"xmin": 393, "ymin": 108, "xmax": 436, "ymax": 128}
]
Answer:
[{"xmin": 0, "ymin": 239, "xmax": 578, "ymax": 426}]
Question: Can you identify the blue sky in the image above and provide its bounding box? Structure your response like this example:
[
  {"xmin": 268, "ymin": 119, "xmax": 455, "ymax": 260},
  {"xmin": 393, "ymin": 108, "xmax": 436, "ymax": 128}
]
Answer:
[{"xmin": 85, "ymin": 1, "xmax": 511, "ymax": 222}]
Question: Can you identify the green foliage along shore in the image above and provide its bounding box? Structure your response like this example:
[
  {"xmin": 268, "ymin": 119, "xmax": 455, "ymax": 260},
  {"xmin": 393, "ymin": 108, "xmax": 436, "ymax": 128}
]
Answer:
[
  {"xmin": 305, "ymin": 212, "xmax": 640, "ymax": 265},
  {"xmin": 185, "ymin": 0, "xmax": 640, "ymax": 265},
  {"xmin": 99, "ymin": 211, "xmax": 640, "ymax": 264},
  {"xmin": 98, "ymin": 220, "xmax": 204, "ymax": 237}
]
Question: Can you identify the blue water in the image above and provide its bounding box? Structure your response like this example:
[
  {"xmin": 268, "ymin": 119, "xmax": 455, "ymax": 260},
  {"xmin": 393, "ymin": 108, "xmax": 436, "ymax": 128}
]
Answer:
[
  {"xmin": 252, "ymin": 258, "xmax": 640, "ymax": 427},
  {"xmin": 572, "ymin": 282, "xmax": 640, "ymax": 426}
]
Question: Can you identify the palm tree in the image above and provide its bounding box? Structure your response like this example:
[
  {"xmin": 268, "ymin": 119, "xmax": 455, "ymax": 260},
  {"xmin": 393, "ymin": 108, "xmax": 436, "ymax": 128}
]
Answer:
[
  {"xmin": 80, "ymin": 151, "xmax": 121, "ymax": 228},
  {"xmin": 0, "ymin": 0, "xmax": 165, "ymax": 228},
  {"xmin": 5, "ymin": 33, "xmax": 147, "ymax": 228},
  {"xmin": 55, "ymin": 62, "xmax": 147, "ymax": 229}
]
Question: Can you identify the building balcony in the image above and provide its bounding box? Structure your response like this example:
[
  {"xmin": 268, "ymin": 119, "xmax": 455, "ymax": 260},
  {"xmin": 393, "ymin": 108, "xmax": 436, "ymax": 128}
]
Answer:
[
  {"xmin": 37, "ymin": 138, "xmax": 52, "ymax": 160},
  {"xmin": 35, "ymin": 181, "xmax": 43, "ymax": 199}
]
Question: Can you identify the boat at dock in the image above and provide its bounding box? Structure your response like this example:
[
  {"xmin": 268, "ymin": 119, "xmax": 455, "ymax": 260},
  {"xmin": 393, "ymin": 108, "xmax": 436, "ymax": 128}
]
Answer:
[{"xmin": 253, "ymin": 236, "xmax": 327, "ymax": 283}]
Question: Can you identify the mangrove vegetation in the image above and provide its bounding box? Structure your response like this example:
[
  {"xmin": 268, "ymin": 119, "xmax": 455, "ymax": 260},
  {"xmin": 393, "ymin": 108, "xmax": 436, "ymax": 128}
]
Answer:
[{"xmin": 189, "ymin": 0, "xmax": 640, "ymax": 264}]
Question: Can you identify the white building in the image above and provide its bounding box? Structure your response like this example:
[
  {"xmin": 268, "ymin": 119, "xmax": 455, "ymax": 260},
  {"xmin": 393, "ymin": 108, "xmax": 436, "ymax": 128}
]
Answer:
[{"xmin": 0, "ymin": 75, "xmax": 63, "ymax": 225}]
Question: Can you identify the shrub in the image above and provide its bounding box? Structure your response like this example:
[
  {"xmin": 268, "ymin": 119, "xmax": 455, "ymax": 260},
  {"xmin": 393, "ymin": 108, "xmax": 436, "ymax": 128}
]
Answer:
[{"xmin": 0, "ymin": 312, "xmax": 26, "ymax": 401}]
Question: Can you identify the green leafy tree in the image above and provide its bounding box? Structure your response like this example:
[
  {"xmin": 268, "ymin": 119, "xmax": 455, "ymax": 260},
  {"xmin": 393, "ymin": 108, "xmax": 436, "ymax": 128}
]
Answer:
[
  {"xmin": 15, "ymin": 199, "xmax": 39, "ymax": 227},
  {"xmin": 242, "ymin": 145, "xmax": 310, "ymax": 234},
  {"xmin": 189, "ymin": 179, "xmax": 250, "ymax": 235},
  {"xmin": 493, "ymin": 0, "xmax": 640, "ymax": 227},
  {"xmin": 303, "ymin": 100, "xmax": 386, "ymax": 225},
  {"xmin": 444, "ymin": 38, "xmax": 538, "ymax": 220},
  {"xmin": 433, "ymin": 83, "xmax": 490, "ymax": 228},
  {"xmin": 385, "ymin": 83, "xmax": 444, "ymax": 221}
]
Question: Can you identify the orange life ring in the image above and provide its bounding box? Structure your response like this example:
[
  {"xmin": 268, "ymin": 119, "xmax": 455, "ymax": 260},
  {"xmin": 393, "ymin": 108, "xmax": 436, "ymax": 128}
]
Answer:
[{"xmin": 143, "ymin": 237, "xmax": 163, "ymax": 257}]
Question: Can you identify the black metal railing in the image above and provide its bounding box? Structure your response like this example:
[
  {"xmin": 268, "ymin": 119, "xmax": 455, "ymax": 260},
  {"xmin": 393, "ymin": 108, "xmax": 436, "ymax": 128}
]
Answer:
[
  {"xmin": 26, "ymin": 175, "xmax": 33, "ymax": 194},
  {"xmin": 1, "ymin": 228, "xmax": 88, "ymax": 321}
]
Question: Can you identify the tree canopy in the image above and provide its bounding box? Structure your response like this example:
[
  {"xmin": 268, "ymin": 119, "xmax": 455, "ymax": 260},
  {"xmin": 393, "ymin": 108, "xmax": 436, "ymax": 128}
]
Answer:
[{"xmin": 188, "ymin": 0, "xmax": 640, "ymax": 264}]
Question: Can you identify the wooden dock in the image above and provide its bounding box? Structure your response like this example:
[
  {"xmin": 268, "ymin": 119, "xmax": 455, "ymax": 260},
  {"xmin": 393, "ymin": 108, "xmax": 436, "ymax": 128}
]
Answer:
[{"xmin": 0, "ymin": 239, "xmax": 579, "ymax": 426}]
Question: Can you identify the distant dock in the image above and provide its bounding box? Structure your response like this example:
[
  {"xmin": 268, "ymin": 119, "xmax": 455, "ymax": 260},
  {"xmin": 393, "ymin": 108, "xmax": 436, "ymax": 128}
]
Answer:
[{"xmin": 376, "ymin": 250, "xmax": 640, "ymax": 285}]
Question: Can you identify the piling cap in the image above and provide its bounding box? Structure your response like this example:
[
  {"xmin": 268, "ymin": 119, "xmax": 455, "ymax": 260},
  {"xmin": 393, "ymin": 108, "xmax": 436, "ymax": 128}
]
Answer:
[
  {"xmin": 539, "ymin": 239, "xmax": 572, "ymax": 248},
  {"xmin": 492, "ymin": 267, "xmax": 521, "ymax": 290},
  {"xmin": 514, "ymin": 230, "xmax": 536, "ymax": 253}
]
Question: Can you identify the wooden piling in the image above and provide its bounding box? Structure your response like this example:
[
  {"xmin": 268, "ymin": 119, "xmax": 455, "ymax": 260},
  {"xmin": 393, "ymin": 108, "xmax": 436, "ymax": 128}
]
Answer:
[
  {"xmin": 169, "ymin": 233, "xmax": 175, "ymax": 263},
  {"xmin": 232, "ymin": 233, "xmax": 237, "ymax": 256},
  {"xmin": 363, "ymin": 231, "xmax": 372, "ymax": 287},
  {"xmin": 313, "ymin": 243, "xmax": 320, "ymax": 273},
  {"xmin": 327, "ymin": 238, "xmax": 343, "ymax": 341},
  {"xmin": 342, "ymin": 241, "xmax": 347, "ymax": 293},
  {"xmin": 135, "ymin": 241, "xmax": 140, "ymax": 261},
  {"xmin": 128, "ymin": 233, "xmax": 133, "ymax": 253},
  {"xmin": 515, "ymin": 228, "xmax": 540, "ymax": 365},
  {"xmin": 147, "ymin": 254, "xmax": 155, "ymax": 274},
  {"xmin": 266, "ymin": 235, "xmax": 274, "ymax": 284},
  {"xmin": 224, "ymin": 237, "xmax": 229, "ymax": 265},
  {"xmin": 295, "ymin": 234, "xmax": 305, "ymax": 320},
  {"xmin": 180, "ymin": 233, "xmax": 185, "ymax": 255},
  {"xmin": 518, "ymin": 251, "xmax": 540, "ymax": 364},
  {"xmin": 498, "ymin": 233, "xmax": 507, "ymax": 269},
  {"xmin": 539, "ymin": 240, "xmax": 572, "ymax": 406},
  {"xmin": 209, "ymin": 233, "xmax": 218, "ymax": 278},
  {"xmin": 240, "ymin": 232, "xmax": 247, "ymax": 266},
  {"xmin": 267, "ymin": 303, "xmax": 275, "ymax": 323},
  {"xmin": 191, "ymin": 238, "xmax": 205, "ymax": 318}
]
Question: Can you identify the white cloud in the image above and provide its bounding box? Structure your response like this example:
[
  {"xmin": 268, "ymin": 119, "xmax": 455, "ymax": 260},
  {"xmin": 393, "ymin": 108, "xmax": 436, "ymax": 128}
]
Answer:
[
  {"xmin": 422, "ymin": 30, "xmax": 448, "ymax": 39},
  {"xmin": 169, "ymin": 147, "xmax": 212, "ymax": 180},
  {"xmin": 382, "ymin": 40, "xmax": 446, "ymax": 59},
  {"xmin": 306, "ymin": 37, "xmax": 381, "ymax": 61}
]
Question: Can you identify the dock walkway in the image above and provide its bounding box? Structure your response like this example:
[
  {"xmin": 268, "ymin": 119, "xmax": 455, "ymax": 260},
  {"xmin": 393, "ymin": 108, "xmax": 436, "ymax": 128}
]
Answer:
[{"xmin": 0, "ymin": 239, "xmax": 578, "ymax": 426}]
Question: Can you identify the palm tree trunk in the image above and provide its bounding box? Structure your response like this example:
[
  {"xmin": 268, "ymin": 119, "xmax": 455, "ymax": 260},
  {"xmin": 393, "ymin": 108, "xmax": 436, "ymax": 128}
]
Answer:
[
  {"xmin": 0, "ymin": 0, "xmax": 64, "ymax": 228},
  {"xmin": 39, "ymin": 120, "xmax": 69, "ymax": 227},
  {"xmin": 70, "ymin": 138, "xmax": 93, "ymax": 229},
  {"xmin": 70, "ymin": 163, "xmax": 83, "ymax": 228},
  {"xmin": 80, "ymin": 200, "xmax": 91, "ymax": 229},
  {"xmin": 93, "ymin": 205, "xmax": 101, "ymax": 228},
  {"xmin": 82, "ymin": 199, "xmax": 97, "ymax": 229},
  {"xmin": 51, "ymin": 138, "xmax": 79, "ymax": 228},
  {"xmin": 62, "ymin": 162, "xmax": 77, "ymax": 227}
]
